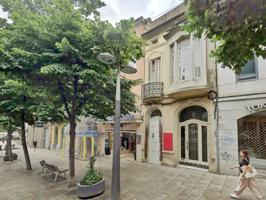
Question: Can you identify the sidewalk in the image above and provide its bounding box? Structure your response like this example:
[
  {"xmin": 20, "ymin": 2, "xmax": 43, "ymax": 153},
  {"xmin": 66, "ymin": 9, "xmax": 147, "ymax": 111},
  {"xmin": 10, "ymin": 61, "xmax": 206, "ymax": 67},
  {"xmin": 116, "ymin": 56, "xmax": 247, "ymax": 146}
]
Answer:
[{"xmin": 0, "ymin": 147, "xmax": 265, "ymax": 200}]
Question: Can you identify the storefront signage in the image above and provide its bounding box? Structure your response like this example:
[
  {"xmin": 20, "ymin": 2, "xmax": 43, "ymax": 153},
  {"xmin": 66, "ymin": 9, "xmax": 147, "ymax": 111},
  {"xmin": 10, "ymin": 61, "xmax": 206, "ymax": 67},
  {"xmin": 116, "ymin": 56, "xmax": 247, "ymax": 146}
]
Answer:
[
  {"xmin": 163, "ymin": 132, "xmax": 173, "ymax": 151},
  {"xmin": 85, "ymin": 130, "xmax": 98, "ymax": 137},
  {"xmin": 77, "ymin": 130, "xmax": 98, "ymax": 137},
  {"xmin": 247, "ymin": 102, "xmax": 266, "ymax": 112},
  {"xmin": 35, "ymin": 121, "xmax": 44, "ymax": 127}
]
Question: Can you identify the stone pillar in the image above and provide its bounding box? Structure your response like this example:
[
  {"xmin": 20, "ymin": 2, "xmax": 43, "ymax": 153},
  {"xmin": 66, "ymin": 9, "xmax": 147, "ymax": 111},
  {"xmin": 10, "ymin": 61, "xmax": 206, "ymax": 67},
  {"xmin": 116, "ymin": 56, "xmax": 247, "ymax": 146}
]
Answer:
[
  {"xmin": 83, "ymin": 136, "xmax": 87, "ymax": 160},
  {"xmin": 51, "ymin": 126, "xmax": 55, "ymax": 149},
  {"xmin": 57, "ymin": 126, "xmax": 62, "ymax": 149}
]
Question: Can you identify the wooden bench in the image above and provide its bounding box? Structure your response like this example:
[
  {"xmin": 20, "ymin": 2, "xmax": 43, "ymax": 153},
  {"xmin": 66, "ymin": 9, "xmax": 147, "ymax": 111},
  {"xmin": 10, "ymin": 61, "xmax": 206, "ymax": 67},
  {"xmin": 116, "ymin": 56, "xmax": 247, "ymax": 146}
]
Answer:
[{"xmin": 39, "ymin": 160, "xmax": 68, "ymax": 182}]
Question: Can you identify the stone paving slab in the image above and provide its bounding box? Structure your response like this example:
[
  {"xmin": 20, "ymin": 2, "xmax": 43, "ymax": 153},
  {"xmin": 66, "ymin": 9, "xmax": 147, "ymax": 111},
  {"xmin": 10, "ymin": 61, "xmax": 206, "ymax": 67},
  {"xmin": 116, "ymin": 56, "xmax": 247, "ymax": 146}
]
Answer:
[{"xmin": 0, "ymin": 148, "xmax": 266, "ymax": 200}]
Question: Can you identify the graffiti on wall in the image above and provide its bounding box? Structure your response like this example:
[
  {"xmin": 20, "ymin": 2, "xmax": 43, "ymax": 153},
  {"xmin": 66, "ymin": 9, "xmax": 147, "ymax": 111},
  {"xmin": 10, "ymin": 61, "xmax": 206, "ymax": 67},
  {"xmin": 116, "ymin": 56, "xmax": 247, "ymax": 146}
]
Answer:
[
  {"xmin": 220, "ymin": 151, "xmax": 237, "ymax": 162},
  {"xmin": 220, "ymin": 135, "xmax": 237, "ymax": 145}
]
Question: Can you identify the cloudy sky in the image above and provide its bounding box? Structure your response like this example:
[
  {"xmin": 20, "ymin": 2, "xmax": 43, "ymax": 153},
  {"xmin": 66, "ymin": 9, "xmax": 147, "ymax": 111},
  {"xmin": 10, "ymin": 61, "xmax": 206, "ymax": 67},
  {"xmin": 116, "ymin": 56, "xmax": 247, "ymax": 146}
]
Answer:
[
  {"xmin": 1, "ymin": 0, "xmax": 183, "ymax": 24},
  {"xmin": 100, "ymin": 0, "xmax": 183, "ymax": 24}
]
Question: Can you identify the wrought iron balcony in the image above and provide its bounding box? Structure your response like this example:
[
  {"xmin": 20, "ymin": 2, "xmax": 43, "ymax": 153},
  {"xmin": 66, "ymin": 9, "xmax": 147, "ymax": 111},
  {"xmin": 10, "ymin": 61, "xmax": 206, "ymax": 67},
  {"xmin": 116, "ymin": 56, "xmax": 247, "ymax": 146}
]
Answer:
[{"xmin": 143, "ymin": 82, "xmax": 164, "ymax": 99}]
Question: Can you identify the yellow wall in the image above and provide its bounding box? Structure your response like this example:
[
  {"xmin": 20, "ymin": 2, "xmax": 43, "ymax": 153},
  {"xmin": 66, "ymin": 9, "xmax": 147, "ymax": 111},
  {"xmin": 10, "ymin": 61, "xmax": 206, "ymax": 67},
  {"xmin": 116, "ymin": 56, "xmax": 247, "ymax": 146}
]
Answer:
[
  {"xmin": 51, "ymin": 126, "xmax": 55, "ymax": 146},
  {"xmin": 58, "ymin": 126, "xmax": 62, "ymax": 147}
]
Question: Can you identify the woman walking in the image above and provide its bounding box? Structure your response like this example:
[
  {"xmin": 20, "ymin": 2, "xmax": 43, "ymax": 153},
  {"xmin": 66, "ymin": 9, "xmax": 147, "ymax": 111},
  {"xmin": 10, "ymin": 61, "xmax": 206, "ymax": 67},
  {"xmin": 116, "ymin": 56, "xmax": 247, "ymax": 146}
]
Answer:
[{"xmin": 230, "ymin": 150, "xmax": 262, "ymax": 199}]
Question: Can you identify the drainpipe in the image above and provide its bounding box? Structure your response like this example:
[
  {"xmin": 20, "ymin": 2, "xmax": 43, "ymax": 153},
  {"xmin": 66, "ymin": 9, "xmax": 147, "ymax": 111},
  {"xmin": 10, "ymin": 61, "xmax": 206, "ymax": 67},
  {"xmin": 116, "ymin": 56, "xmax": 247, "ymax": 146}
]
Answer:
[{"xmin": 214, "ymin": 43, "xmax": 220, "ymax": 174}]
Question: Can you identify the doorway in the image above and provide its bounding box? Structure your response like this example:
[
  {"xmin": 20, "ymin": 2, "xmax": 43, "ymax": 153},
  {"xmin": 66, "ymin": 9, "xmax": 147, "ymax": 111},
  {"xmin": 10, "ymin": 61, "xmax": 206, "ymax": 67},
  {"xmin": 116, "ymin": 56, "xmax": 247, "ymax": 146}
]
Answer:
[
  {"xmin": 120, "ymin": 132, "xmax": 136, "ymax": 161},
  {"xmin": 148, "ymin": 110, "xmax": 162, "ymax": 164},
  {"xmin": 179, "ymin": 106, "xmax": 208, "ymax": 167}
]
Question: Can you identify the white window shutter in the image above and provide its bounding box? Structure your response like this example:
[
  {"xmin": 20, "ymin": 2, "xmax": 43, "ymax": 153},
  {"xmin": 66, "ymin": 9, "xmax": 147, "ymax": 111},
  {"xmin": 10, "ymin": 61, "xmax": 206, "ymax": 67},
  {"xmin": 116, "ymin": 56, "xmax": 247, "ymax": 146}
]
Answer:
[
  {"xmin": 193, "ymin": 37, "xmax": 202, "ymax": 79},
  {"xmin": 174, "ymin": 41, "xmax": 178, "ymax": 83},
  {"xmin": 155, "ymin": 59, "xmax": 160, "ymax": 82},
  {"xmin": 148, "ymin": 60, "xmax": 152, "ymax": 82},
  {"xmin": 170, "ymin": 45, "xmax": 175, "ymax": 84}
]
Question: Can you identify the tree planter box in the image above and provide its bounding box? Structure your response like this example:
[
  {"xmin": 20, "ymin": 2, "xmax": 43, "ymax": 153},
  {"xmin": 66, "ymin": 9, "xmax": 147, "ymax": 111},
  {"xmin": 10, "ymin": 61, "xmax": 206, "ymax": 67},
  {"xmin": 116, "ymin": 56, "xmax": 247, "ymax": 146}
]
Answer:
[
  {"xmin": 77, "ymin": 179, "xmax": 105, "ymax": 199},
  {"xmin": 3, "ymin": 153, "xmax": 18, "ymax": 161}
]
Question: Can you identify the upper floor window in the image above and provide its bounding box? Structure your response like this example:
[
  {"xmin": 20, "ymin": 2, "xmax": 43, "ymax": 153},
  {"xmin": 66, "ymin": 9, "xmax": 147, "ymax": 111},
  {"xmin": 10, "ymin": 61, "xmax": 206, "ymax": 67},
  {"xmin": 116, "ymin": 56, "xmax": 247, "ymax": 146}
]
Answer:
[
  {"xmin": 178, "ymin": 38, "xmax": 191, "ymax": 81},
  {"xmin": 170, "ymin": 44, "xmax": 175, "ymax": 84},
  {"xmin": 193, "ymin": 37, "xmax": 202, "ymax": 79},
  {"xmin": 149, "ymin": 58, "xmax": 160, "ymax": 82},
  {"xmin": 170, "ymin": 36, "xmax": 203, "ymax": 84},
  {"xmin": 237, "ymin": 58, "xmax": 257, "ymax": 81}
]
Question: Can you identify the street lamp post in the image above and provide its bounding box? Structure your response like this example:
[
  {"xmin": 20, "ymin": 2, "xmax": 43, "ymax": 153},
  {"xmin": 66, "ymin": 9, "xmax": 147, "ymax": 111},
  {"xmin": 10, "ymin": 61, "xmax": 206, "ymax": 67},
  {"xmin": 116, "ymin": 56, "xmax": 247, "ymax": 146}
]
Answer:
[{"xmin": 97, "ymin": 53, "xmax": 137, "ymax": 200}]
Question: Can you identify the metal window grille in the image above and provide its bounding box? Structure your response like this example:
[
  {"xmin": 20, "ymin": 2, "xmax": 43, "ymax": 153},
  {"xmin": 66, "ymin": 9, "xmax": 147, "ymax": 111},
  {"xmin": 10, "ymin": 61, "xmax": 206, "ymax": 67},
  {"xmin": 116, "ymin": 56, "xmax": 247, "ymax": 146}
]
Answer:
[{"xmin": 238, "ymin": 119, "xmax": 266, "ymax": 164}]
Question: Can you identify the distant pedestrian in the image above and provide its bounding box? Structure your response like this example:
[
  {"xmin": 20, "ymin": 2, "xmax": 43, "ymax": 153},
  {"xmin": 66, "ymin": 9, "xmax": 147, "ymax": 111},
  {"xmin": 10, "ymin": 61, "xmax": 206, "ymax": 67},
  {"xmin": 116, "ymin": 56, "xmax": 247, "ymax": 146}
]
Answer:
[
  {"xmin": 124, "ymin": 139, "xmax": 128, "ymax": 150},
  {"xmin": 230, "ymin": 150, "xmax": 262, "ymax": 199},
  {"xmin": 33, "ymin": 141, "xmax": 37, "ymax": 151}
]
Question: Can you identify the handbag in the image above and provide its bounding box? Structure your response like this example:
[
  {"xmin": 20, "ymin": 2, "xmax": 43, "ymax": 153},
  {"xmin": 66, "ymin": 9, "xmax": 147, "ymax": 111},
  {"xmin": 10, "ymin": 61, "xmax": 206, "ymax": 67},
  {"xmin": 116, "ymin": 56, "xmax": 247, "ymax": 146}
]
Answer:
[
  {"xmin": 241, "ymin": 159, "xmax": 258, "ymax": 178},
  {"xmin": 244, "ymin": 164, "xmax": 258, "ymax": 178}
]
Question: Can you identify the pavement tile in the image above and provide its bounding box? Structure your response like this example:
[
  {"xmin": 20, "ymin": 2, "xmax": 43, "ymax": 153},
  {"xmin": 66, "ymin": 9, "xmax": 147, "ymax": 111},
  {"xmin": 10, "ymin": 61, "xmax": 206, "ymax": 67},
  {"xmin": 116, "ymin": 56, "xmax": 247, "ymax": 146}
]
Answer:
[{"xmin": 1, "ymin": 147, "xmax": 266, "ymax": 200}]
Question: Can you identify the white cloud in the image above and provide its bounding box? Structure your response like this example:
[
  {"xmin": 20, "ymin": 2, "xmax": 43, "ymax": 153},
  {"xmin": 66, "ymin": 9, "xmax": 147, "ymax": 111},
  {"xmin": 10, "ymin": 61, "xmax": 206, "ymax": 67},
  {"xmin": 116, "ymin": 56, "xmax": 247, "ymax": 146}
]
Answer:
[
  {"xmin": 1, "ymin": 1, "xmax": 183, "ymax": 25},
  {"xmin": 148, "ymin": 0, "xmax": 178, "ymax": 18},
  {"xmin": 100, "ymin": 0, "xmax": 183, "ymax": 24},
  {"xmin": 100, "ymin": 2, "xmax": 119, "ymax": 24}
]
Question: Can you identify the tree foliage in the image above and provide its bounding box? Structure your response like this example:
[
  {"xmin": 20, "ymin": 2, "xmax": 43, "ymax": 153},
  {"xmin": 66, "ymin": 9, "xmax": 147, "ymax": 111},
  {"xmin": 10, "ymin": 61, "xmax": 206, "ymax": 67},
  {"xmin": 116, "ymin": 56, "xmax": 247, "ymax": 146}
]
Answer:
[
  {"xmin": 0, "ymin": 116, "xmax": 19, "ymax": 133},
  {"xmin": 183, "ymin": 0, "xmax": 266, "ymax": 73},
  {"xmin": 0, "ymin": 0, "xmax": 144, "ymax": 183}
]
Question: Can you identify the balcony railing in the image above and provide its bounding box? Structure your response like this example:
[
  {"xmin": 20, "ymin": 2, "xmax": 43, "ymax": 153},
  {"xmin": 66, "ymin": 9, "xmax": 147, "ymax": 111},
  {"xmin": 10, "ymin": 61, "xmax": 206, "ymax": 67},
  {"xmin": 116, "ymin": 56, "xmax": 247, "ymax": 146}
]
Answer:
[{"xmin": 143, "ymin": 82, "xmax": 163, "ymax": 99}]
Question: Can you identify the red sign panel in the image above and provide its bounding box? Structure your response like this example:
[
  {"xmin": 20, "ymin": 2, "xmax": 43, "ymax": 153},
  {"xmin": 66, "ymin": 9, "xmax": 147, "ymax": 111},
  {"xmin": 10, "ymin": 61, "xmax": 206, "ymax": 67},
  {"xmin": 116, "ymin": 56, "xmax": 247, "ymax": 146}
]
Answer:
[{"xmin": 163, "ymin": 132, "xmax": 173, "ymax": 151}]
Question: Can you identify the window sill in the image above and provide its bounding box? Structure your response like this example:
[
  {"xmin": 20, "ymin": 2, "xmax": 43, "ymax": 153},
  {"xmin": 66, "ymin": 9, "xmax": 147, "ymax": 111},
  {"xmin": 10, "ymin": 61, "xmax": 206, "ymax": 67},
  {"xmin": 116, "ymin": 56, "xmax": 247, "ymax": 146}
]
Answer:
[{"xmin": 236, "ymin": 77, "xmax": 257, "ymax": 83}]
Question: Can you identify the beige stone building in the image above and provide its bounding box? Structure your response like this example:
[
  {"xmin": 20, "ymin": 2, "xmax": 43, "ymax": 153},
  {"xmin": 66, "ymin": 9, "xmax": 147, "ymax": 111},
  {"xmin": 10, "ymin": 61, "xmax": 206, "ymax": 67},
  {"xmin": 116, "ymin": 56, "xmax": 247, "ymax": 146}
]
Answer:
[
  {"xmin": 139, "ymin": 3, "xmax": 218, "ymax": 172},
  {"xmin": 27, "ymin": 119, "xmax": 101, "ymax": 160},
  {"xmin": 97, "ymin": 17, "xmax": 148, "ymax": 161}
]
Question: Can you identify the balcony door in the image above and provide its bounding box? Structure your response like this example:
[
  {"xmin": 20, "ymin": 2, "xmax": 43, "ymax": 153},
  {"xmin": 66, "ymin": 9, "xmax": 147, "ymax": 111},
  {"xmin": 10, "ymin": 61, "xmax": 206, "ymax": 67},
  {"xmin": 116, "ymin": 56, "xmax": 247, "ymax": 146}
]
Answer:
[
  {"xmin": 149, "ymin": 58, "xmax": 160, "ymax": 82},
  {"xmin": 179, "ymin": 106, "xmax": 208, "ymax": 167}
]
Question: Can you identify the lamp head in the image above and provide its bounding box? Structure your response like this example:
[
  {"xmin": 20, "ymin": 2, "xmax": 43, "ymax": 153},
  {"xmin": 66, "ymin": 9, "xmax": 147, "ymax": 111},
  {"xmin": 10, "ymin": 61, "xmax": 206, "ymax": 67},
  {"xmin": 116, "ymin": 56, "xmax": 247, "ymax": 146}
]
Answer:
[
  {"xmin": 97, "ymin": 53, "xmax": 117, "ymax": 65},
  {"xmin": 121, "ymin": 61, "xmax": 137, "ymax": 74}
]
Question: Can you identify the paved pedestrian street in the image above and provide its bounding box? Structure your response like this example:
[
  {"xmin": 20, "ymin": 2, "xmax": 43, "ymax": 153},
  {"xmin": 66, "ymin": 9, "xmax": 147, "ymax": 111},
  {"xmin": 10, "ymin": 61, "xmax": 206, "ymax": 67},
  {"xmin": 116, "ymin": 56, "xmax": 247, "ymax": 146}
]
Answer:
[{"xmin": 0, "ymin": 148, "xmax": 265, "ymax": 200}]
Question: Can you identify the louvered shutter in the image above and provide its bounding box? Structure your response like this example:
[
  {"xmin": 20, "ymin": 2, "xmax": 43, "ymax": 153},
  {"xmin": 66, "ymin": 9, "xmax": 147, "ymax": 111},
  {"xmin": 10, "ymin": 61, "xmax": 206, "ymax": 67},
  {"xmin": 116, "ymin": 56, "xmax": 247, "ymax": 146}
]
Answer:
[
  {"xmin": 193, "ymin": 37, "xmax": 202, "ymax": 79},
  {"xmin": 155, "ymin": 59, "xmax": 160, "ymax": 82}
]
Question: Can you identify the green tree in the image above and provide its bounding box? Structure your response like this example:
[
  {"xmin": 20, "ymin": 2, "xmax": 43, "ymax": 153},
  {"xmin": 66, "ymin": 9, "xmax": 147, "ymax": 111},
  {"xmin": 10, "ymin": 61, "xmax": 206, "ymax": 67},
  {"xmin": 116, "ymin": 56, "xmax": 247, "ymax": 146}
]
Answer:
[
  {"xmin": 183, "ymin": 0, "xmax": 266, "ymax": 72},
  {"xmin": 0, "ymin": 78, "xmax": 38, "ymax": 169},
  {"xmin": 0, "ymin": 0, "xmax": 143, "ymax": 186},
  {"xmin": 0, "ymin": 116, "xmax": 19, "ymax": 162},
  {"xmin": 0, "ymin": 76, "xmax": 66, "ymax": 169}
]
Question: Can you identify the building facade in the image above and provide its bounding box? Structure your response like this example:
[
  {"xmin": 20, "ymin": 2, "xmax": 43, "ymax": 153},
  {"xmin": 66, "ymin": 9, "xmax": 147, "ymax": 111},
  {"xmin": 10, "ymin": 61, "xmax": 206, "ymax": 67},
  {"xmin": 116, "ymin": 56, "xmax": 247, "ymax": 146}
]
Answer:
[
  {"xmin": 26, "ymin": 123, "xmax": 63, "ymax": 150},
  {"xmin": 139, "ymin": 4, "xmax": 218, "ymax": 172},
  {"xmin": 217, "ymin": 56, "xmax": 266, "ymax": 176},
  {"xmin": 26, "ymin": 118, "xmax": 102, "ymax": 160},
  {"xmin": 97, "ymin": 17, "xmax": 148, "ymax": 161}
]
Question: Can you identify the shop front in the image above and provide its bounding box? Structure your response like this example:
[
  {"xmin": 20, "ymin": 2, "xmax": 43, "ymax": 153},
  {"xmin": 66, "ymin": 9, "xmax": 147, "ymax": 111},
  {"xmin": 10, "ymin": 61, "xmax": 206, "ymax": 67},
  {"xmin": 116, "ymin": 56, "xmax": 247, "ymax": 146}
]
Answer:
[
  {"xmin": 218, "ymin": 98, "xmax": 266, "ymax": 175},
  {"xmin": 97, "ymin": 117, "xmax": 142, "ymax": 161}
]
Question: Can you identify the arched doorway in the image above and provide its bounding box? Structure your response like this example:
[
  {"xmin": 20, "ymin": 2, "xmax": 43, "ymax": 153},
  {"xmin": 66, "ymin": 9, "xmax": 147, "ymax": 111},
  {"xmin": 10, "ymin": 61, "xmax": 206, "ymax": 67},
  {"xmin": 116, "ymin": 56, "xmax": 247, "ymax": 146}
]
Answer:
[
  {"xmin": 179, "ymin": 106, "xmax": 208, "ymax": 167},
  {"xmin": 148, "ymin": 109, "xmax": 162, "ymax": 164},
  {"xmin": 238, "ymin": 111, "xmax": 266, "ymax": 168}
]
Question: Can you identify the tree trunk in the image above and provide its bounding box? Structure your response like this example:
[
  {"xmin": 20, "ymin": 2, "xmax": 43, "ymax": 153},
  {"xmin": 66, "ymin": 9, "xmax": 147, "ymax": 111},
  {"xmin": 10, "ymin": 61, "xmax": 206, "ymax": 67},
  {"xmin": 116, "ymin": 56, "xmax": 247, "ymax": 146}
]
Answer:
[
  {"xmin": 67, "ymin": 116, "xmax": 76, "ymax": 187},
  {"xmin": 6, "ymin": 129, "xmax": 13, "ymax": 162},
  {"xmin": 21, "ymin": 110, "xmax": 32, "ymax": 170},
  {"xmin": 60, "ymin": 77, "xmax": 79, "ymax": 188}
]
